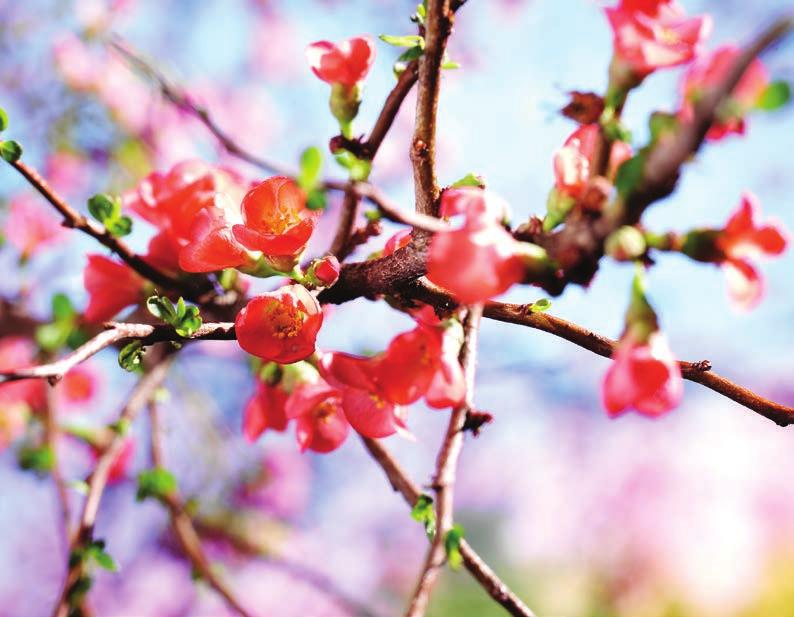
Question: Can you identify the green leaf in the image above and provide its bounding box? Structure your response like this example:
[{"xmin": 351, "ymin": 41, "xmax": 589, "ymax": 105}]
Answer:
[
  {"xmin": 0, "ymin": 140, "xmax": 23, "ymax": 163},
  {"xmin": 146, "ymin": 295, "xmax": 177, "ymax": 323},
  {"xmin": 349, "ymin": 158, "xmax": 372, "ymax": 182},
  {"xmin": 52, "ymin": 293, "xmax": 76, "ymax": 321},
  {"xmin": 0, "ymin": 107, "xmax": 8, "ymax": 132},
  {"xmin": 18, "ymin": 444, "xmax": 54, "ymax": 474},
  {"xmin": 394, "ymin": 45, "xmax": 424, "ymax": 76},
  {"xmin": 298, "ymin": 146, "xmax": 323, "ymax": 191},
  {"xmin": 411, "ymin": 494, "xmax": 437, "ymax": 540},
  {"xmin": 614, "ymin": 153, "xmax": 646, "ymax": 197},
  {"xmin": 136, "ymin": 467, "xmax": 177, "ymax": 502},
  {"xmin": 530, "ymin": 298, "xmax": 552, "ymax": 313},
  {"xmin": 543, "ymin": 188, "xmax": 575, "ymax": 232},
  {"xmin": 174, "ymin": 306, "xmax": 202, "ymax": 338},
  {"xmin": 118, "ymin": 340, "xmax": 145, "ymax": 372},
  {"xmin": 106, "ymin": 215, "xmax": 133, "ymax": 237},
  {"xmin": 450, "ymin": 173, "xmax": 485, "ymax": 189},
  {"xmin": 757, "ymin": 81, "xmax": 791, "ymax": 111},
  {"xmin": 87, "ymin": 541, "xmax": 117, "ymax": 572},
  {"xmin": 35, "ymin": 321, "xmax": 70, "ymax": 352},
  {"xmin": 87, "ymin": 194, "xmax": 118, "ymax": 223},
  {"xmin": 364, "ymin": 208, "xmax": 382, "ymax": 222},
  {"xmin": 306, "ymin": 188, "xmax": 327, "ymax": 211},
  {"xmin": 444, "ymin": 523, "xmax": 465, "ymax": 570},
  {"xmin": 379, "ymin": 34, "xmax": 424, "ymax": 48}
]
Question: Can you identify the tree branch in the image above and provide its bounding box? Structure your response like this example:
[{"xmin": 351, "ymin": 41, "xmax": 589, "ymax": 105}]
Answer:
[
  {"xmin": 148, "ymin": 401, "xmax": 254, "ymax": 617},
  {"xmin": 405, "ymin": 304, "xmax": 483, "ymax": 617},
  {"xmin": 6, "ymin": 159, "xmax": 208, "ymax": 300},
  {"xmin": 411, "ymin": 0, "xmax": 454, "ymax": 216},
  {"xmin": 361, "ymin": 436, "xmax": 535, "ymax": 617},
  {"xmin": 54, "ymin": 352, "xmax": 174, "ymax": 617},
  {"xmin": 0, "ymin": 322, "xmax": 234, "ymax": 385}
]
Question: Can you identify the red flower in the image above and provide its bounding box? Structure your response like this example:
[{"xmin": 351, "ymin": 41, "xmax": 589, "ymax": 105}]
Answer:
[
  {"xmin": 178, "ymin": 195, "xmax": 254, "ymax": 273},
  {"xmin": 4, "ymin": 194, "xmax": 66, "ymax": 259},
  {"xmin": 605, "ymin": 0, "xmax": 712, "ymax": 76},
  {"xmin": 232, "ymin": 177, "xmax": 318, "ymax": 258},
  {"xmin": 383, "ymin": 229, "xmax": 412, "ymax": 256},
  {"xmin": 285, "ymin": 380, "xmax": 349, "ymax": 453},
  {"xmin": 60, "ymin": 366, "xmax": 97, "ymax": 406},
  {"xmin": 602, "ymin": 331, "xmax": 683, "ymax": 417},
  {"xmin": 235, "ymin": 285, "xmax": 323, "ymax": 363},
  {"xmin": 83, "ymin": 255, "xmax": 146, "ymax": 323},
  {"xmin": 553, "ymin": 124, "xmax": 633, "ymax": 198},
  {"xmin": 305, "ymin": 36, "xmax": 376, "ymax": 87},
  {"xmin": 680, "ymin": 45, "xmax": 769, "ymax": 141},
  {"xmin": 717, "ymin": 192, "xmax": 787, "ymax": 310},
  {"xmin": 242, "ymin": 381, "xmax": 289, "ymax": 442},
  {"xmin": 124, "ymin": 160, "xmax": 252, "ymax": 273},
  {"xmin": 427, "ymin": 223, "xmax": 526, "ymax": 305},
  {"xmin": 320, "ymin": 318, "xmax": 465, "ymax": 438}
]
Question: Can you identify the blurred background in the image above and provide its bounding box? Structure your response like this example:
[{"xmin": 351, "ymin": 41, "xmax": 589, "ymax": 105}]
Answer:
[{"xmin": 1, "ymin": 0, "xmax": 793, "ymax": 615}]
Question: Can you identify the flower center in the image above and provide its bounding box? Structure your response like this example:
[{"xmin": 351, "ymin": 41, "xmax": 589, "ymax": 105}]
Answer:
[
  {"xmin": 658, "ymin": 27, "xmax": 680, "ymax": 45},
  {"xmin": 262, "ymin": 300, "xmax": 304, "ymax": 339},
  {"xmin": 313, "ymin": 401, "xmax": 337, "ymax": 423},
  {"xmin": 260, "ymin": 200, "xmax": 300, "ymax": 234}
]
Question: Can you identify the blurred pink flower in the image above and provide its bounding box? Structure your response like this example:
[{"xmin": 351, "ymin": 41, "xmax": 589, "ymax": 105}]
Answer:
[{"xmin": 4, "ymin": 194, "xmax": 66, "ymax": 260}]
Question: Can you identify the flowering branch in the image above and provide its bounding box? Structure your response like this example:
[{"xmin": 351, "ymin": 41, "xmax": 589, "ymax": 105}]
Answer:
[
  {"xmin": 148, "ymin": 402, "xmax": 254, "ymax": 617},
  {"xmin": 0, "ymin": 322, "xmax": 235, "ymax": 385},
  {"xmin": 361, "ymin": 436, "xmax": 536, "ymax": 617},
  {"xmin": 54, "ymin": 353, "xmax": 174, "ymax": 617},
  {"xmin": 6, "ymin": 159, "xmax": 209, "ymax": 300},
  {"xmin": 405, "ymin": 304, "xmax": 483, "ymax": 616}
]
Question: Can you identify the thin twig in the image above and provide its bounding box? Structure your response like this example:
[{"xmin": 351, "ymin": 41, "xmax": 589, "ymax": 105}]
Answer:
[
  {"xmin": 148, "ymin": 401, "xmax": 254, "ymax": 617},
  {"xmin": 329, "ymin": 185, "xmax": 362, "ymax": 259},
  {"xmin": 405, "ymin": 304, "xmax": 483, "ymax": 617},
  {"xmin": 54, "ymin": 352, "xmax": 174, "ymax": 617},
  {"xmin": 0, "ymin": 322, "xmax": 235, "ymax": 384},
  {"xmin": 354, "ymin": 182, "xmax": 451, "ymax": 233},
  {"xmin": 6, "ymin": 159, "xmax": 207, "ymax": 300},
  {"xmin": 361, "ymin": 437, "xmax": 535, "ymax": 617}
]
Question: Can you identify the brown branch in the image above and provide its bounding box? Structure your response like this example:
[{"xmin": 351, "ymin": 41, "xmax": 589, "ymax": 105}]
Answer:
[
  {"xmin": 45, "ymin": 389, "xmax": 72, "ymax": 550},
  {"xmin": 110, "ymin": 37, "xmax": 293, "ymax": 177},
  {"xmin": 405, "ymin": 304, "xmax": 483, "ymax": 617},
  {"xmin": 363, "ymin": 61, "xmax": 420, "ymax": 158},
  {"xmin": 482, "ymin": 301, "xmax": 794, "ymax": 427},
  {"xmin": 329, "ymin": 185, "xmax": 362, "ymax": 259},
  {"xmin": 361, "ymin": 437, "xmax": 535, "ymax": 617},
  {"xmin": 6, "ymin": 159, "xmax": 208, "ymax": 300},
  {"xmin": 411, "ymin": 0, "xmax": 454, "ymax": 216},
  {"xmin": 0, "ymin": 322, "xmax": 234, "ymax": 385},
  {"xmin": 354, "ymin": 182, "xmax": 451, "ymax": 233},
  {"xmin": 54, "ymin": 352, "xmax": 174, "ymax": 617},
  {"xmin": 148, "ymin": 401, "xmax": 254, "ymax": 617}
]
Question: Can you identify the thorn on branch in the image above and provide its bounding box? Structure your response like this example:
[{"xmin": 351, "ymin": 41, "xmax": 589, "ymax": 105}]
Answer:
[{"xmin": 462, "ymin": 410, "xmax": 494, "ymax": 436}]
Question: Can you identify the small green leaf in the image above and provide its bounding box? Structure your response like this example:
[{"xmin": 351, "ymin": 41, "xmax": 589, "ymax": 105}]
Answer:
[
  {"xmin": 174, "ymin": 307, "xmax": 202, "ymax": 338},
  {"xmin": 364, "ymin": 208, "xmax": 382, "ymax": 222},
  {"xmin": 146, "ymin": 295, "xmax": 177, "ymax": 323},
  {"xmin": 109, "ymin": 418, "xmax": 131, "ymax": 436},
  {"xmin": 87, "ymin": 194, "xmax": 118, "ymax": 223},
  {"xmin": 87, "ymin": 541, "xmax": 117, "ymax": 572},
  {"xmin": 18, "ymin": 444, "xmax": 55, "ymax": 474},
  {"xmin": 0, "ymin": 108, "xmax": 8, "ymax": 132},
  {"xmin": 69, "ymin": 480, "xmax": 90, "ymax": 495},
  {"xmin": 441, "ymin": 59, "xmax": 460, "ymax": 70},
  {"xmin": 52, "ymin": 293, "xmax": 76, "ymax": 321},
  {"xmin": 543, "ymin": 188, "xmax": 575, "ymax": 232},
  {"xmin": 614, "ymin": 153, "xmax": 646, "ymax": 197},
  {"xmin": 379, "ymin": 34, "xmax": 424, "ymax": 48},
  {"xmin": 349, "ymin": 158, "xmax": 372, "ymax": 182},
  {"xmin": 394, "ymin": 45, "xmax": 424, "ymax": 76},
  {"xmin": 35, "ymin": 321, "xmax": 70, "ymax": 352},
  {"xmin": 450, "ymin": 173, "xmax": 485, "ymax": 189},
  {"xmin": 530, "ymin": 298, "xmax": 552, "ymax": 313},
  {"xmin": 411, "ymin": 494, "xmax": 437, "ymax": 540},
  {"xmin": 118, "ymin": 340, "xmax": 145, "ymax": 372},
  {"xmin": 306, "ymin": 188, "xmax": 327, "ymax": 211},
  {"xmin": 106, "ymin": 215, "xmax": 133, "ymax": 237},
  {"xmin": 136, "ymin": 467, "xmax": 178, "ymax": 502},
  {"xmin": 0, "ymin": 140, "xmax": 23, "ymax": 163},
  {"xmin": 298, "ymin": 146, "xmax": 323, "ymax": 191},
  {"xmin": 757, "ymin": 81, "xmax": 791, "ymax": 111},
  {"xmin": 175, "ymin": 297, "xmax": 187, "ymax": 319},
  {"xmin": 444, "ymin": 523, "xmax": 465, "ymax": 570}
]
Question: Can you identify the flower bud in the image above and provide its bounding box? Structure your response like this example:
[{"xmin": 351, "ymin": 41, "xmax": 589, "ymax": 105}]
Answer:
[{"xmin": 605, "ymin": 226, "xmax": 646, "ymax": 261}]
